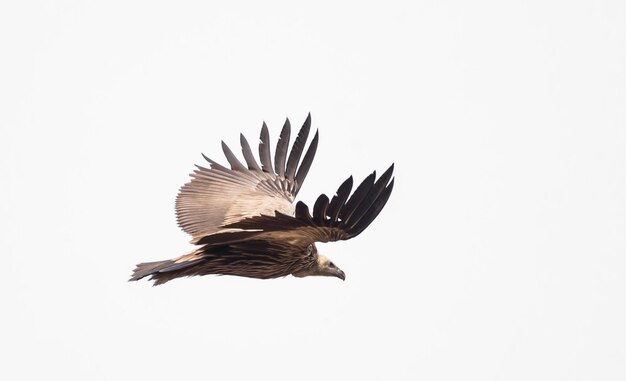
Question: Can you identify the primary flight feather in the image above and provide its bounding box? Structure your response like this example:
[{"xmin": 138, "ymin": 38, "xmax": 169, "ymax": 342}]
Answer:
[{"xmin": 130, "ymin": 114, "xmax": 394, "ymax": 285}]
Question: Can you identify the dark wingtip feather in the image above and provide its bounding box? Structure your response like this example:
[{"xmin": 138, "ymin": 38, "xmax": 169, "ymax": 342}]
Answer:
[
  {"xmin": 274, "ymin": 118, "xmax": 291, "ymax": 177},
  {"xmin": 240, "ymin": 133, "xmax": 261, "ymax": 171},
  {"xmin": 373, "ymin": 164, "xmax": 393, "ymax": 189},
  {"xmin": 313, "ymin": 194, "xmax": 330, "ymax": 223},
  {"xmin": 350, "ymin": 178, "xmax": 394, "ymax": 238},
  {"xmin": 221, "ymin": 140, "xmax": 247, "ymax": 171},
  {"xmin": 294, "ymin": 129, "xmax": 319, "ymax": 195},
  {"xmin": 382, "ymin": 163, "xmax": 394, "ymax": 180},
  {"xmin": 344, "ymin": 167, "xmax": 393, "ymax": 227},
  {"xmin": 295, "ymin": 201, "xmax": 314, "ymax": 223},
  {"xmin": 327, "ymin": 176, "xmax": 353, "ymax": 223},
  {"xmin": 339, "ymin": 171, "xmax": 376, "ymax": 221},
  {"xmin": 201, "ymin": 153, "xmax": 228, "ymax": 171},
  {"xmin": 259, "ymin": 122, "xmax": 274, "ymax": 174},
  {"xmin": 285, "ymin": 114, "xmax": 312, "ymax": 180}
]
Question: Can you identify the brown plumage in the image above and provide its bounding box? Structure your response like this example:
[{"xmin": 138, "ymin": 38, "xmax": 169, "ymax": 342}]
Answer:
[{"xmin": 130, "ymin": 114, "xmax": 394, "ymax": 285}]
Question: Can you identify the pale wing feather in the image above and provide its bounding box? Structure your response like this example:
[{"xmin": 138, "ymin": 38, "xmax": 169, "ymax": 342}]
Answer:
[
  {"xmin": 176, "ymin": 166, "xmax": 294, "ymax": 243},
  {"xmin": 175, "ymin": 116, "xmax": 318, "ymax": 244}
]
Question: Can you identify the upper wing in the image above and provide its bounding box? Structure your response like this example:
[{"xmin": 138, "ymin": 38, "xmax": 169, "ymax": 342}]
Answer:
[
  {"xmin": 176, "ymin": 114, "xmax": 319, "ymax": 244},
  {"xmin": 196, "ymin": 164, "xmax": 395, "ymax": 248}
]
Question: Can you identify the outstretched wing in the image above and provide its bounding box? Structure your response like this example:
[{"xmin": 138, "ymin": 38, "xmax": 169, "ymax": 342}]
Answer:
[
  {"xmin": 196, "ymin": 164, "xmax": 395, "ymax": 248},
  {"xmin": 176, "ymin": 114, "xmax": 319, "ymax": 244}
]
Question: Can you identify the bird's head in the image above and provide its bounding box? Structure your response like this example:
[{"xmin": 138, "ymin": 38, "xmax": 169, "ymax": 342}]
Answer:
[
  {"xmin": 315, "ymin": 254, "xmax": 346, "ymax": 281},
  {"xmin": 293, "ymin": 248, "xmax": 345, "ymax": 281}
]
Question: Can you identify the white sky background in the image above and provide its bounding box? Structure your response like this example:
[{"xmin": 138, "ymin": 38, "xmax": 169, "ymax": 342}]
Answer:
[{"xmin": 1, "ymin": 1, "xmax": 625, "ymax": 380}]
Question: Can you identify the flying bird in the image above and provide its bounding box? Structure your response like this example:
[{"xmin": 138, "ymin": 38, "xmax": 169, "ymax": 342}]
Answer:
[{"xmin": 130, "ymin": 114, "xmax": 394, "ymax": 285}]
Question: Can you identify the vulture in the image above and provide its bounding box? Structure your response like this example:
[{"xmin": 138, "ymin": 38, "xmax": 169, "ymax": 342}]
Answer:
[{"xmin": 130, "ymin": 114, "xmax": 394, "ymax": 285}]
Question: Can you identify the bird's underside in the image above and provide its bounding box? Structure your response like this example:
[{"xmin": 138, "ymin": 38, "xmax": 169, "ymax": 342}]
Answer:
[{"xmin": 130, "ymin": 114, "xmax": 394, "ymax": 285}]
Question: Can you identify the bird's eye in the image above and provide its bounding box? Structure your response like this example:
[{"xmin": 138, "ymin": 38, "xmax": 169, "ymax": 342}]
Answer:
[{"xmin": 329, "ymin": 262, "xmax": 336, "ymax": 268}]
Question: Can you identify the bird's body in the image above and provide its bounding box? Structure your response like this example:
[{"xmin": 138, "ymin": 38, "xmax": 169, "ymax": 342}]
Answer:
[{"xmin": 130, "ymin": 114, "xmax": 394, "ymax": 285}]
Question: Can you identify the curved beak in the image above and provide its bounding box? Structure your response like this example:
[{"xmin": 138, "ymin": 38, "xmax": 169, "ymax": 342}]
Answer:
[{"xmin": 335, "ymin": 268, "xmax": 346, "ymax": 281}]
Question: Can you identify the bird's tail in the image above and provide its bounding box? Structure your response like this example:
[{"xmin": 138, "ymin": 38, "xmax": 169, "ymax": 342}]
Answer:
[
  {"xmin": 129, "ymin": 252, "xmax": 204, "ymax": 285},
  {"xmin": 129, "ymin": 260, "xmax": 171, "ymax": 283}
]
